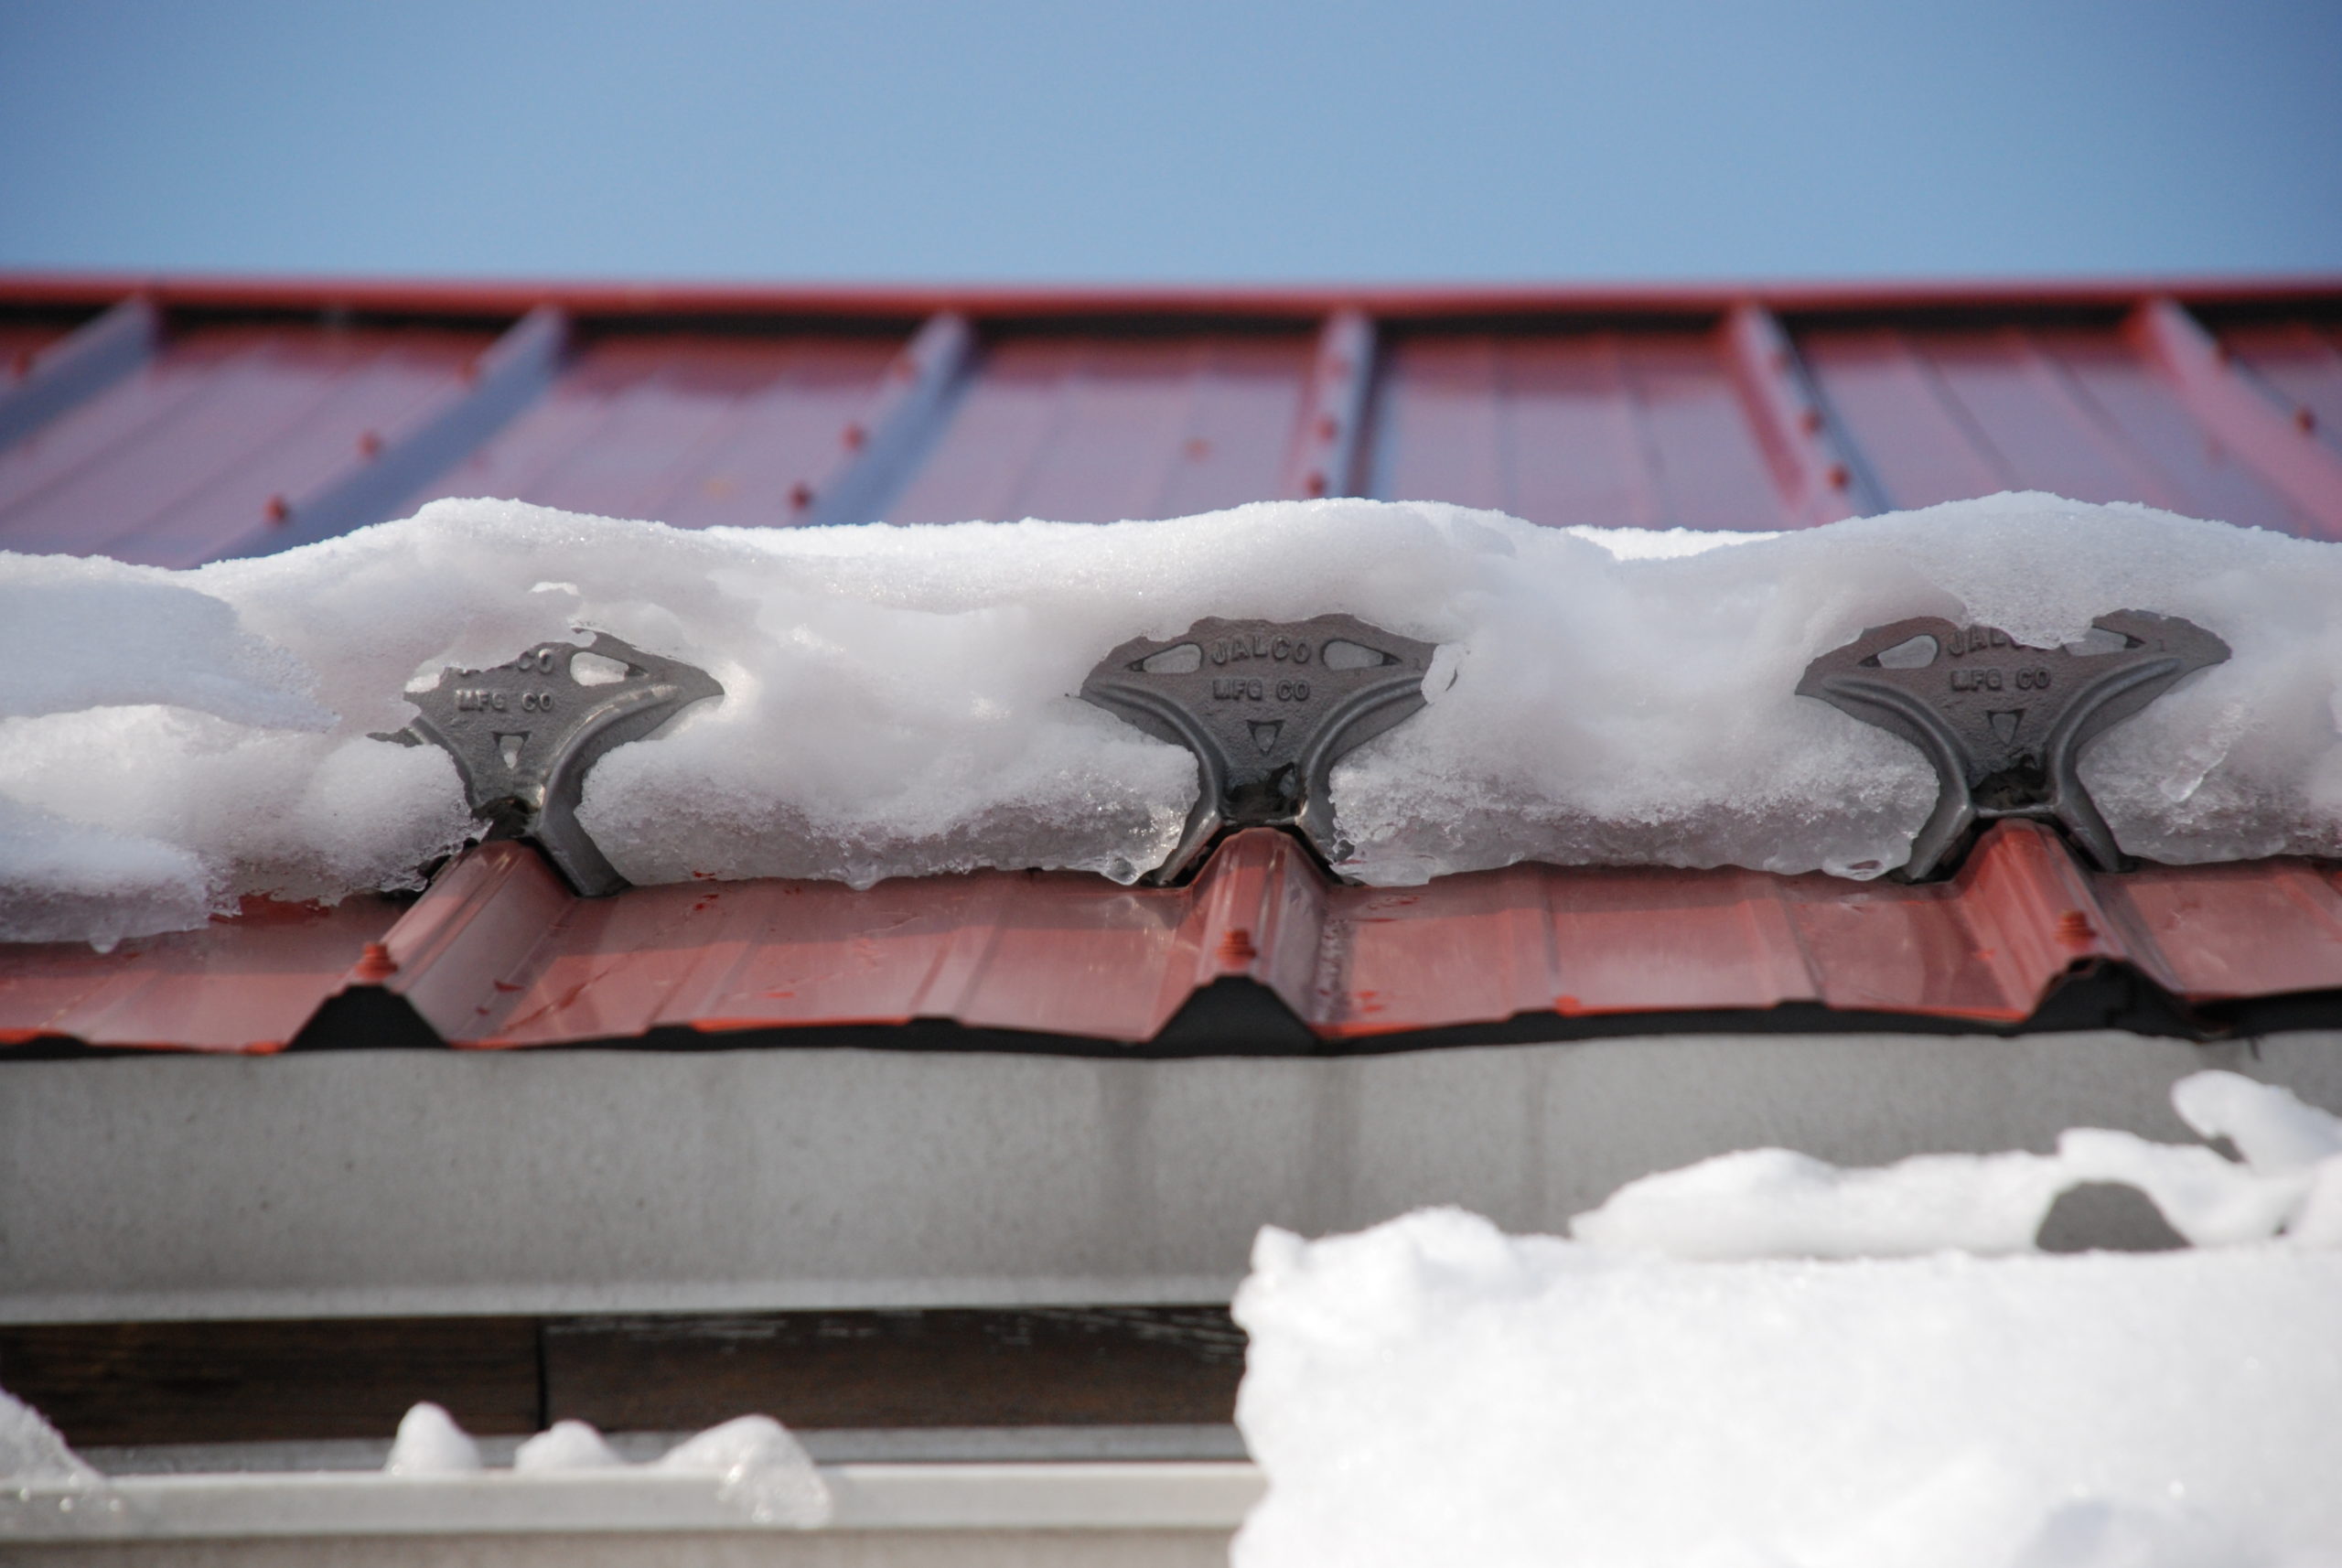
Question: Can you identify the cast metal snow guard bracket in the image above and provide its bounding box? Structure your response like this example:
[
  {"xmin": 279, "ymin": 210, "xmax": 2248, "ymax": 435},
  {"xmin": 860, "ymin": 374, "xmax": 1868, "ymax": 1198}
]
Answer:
[
  {"xmin": 385, "ymin": 632, "xmax": 723, "ymax": 897},
  {"xmin": 1798, "ymin": 610, "xmax": 2229, "ymax": 881},
  {"xmin": 1081, "ymin": 615, "xmax": 1438, "ymax": 883}
]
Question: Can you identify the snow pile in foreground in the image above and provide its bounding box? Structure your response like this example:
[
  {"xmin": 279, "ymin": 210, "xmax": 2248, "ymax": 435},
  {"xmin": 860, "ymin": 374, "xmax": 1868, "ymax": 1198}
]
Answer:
[
  {"xmin": 0, "ymin": 1398, "xmax": 829, "ymax": 1528},
  {"xmin": 1574, "ymin": 1069, "xmax": 2342, "ymax": 1258},
  {"xmin": 386, "ymin": 1402, "xmax": 829, "ymax": 1525},
  {"xmin": 1234, "ymin": 1072, "xmax": 2342, "ymax": 1568},
  {"xmin": 6, "ymin": 490, "xmax": 2342, "ymax": 945},
  {"xmin": 0, "ymin": 1386, "xmax": 98, "ymax": 1486}
]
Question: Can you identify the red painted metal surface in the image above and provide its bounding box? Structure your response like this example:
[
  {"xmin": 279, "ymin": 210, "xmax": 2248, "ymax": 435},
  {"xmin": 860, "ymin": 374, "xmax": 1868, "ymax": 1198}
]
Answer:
[
  {"xmin": 1369, "ymin": 327, "xmax": 1796, "ymax": 531},
  {"xmin": 414, "ymin": 327, "xmax": 902, "ymax": 528},
  {"xmin": 0, "ymin": 319, "xmax": 495, "ymax": 565},
  {"xmin": 1797, "ymin": 318, "xmax": 2324, "ymax": 533},
  {"xmin": 1281, "ymin": 310, "xmax": 1376, "ymax": 499},
  {"xmin": 2091, "ymin": 856, "xmax": 2342, "ymax": 1004},
  {"xmin": 2218, "ymin": 316, "xmax": 2342, "ymax": 448},
  {"xmin": 0, "ymin": 318, "xmax": 68, "ymax": 372},
  {"xmin": 883, "ymin": 330, "xmax": 1316, "ymax": 524},
  {"xmin": 1719, "ymin": 302, "xmax": 1880, "ymax": 524},
  {"xmin": 0, "ymin": 897, "xmax": 401, "ymax": 1053},
  {"xmin": 0, "ymin": 297, "xmax": 160, "ymax": 452},
  {"xmin": 2127, "ymin": 299, "xmax": 2342, "ymax": 539},
  {"xmin": 3, "ymin": 829, "xmax": 2337, "ymax": 1056}
]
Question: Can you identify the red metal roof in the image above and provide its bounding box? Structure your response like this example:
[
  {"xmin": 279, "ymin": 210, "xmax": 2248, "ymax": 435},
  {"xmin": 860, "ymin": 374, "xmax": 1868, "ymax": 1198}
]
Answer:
[
  {"xmin": 5, "ymin": 823, "xmax": 2340, "ymax": 1055},
  {"xmin": 3, "ymin": 273, "xmax": 2340, "ymax": 1053}
]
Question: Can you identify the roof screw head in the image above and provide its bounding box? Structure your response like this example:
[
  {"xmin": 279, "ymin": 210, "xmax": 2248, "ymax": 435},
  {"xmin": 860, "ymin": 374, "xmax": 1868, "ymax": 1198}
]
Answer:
[
  {"xmin": 1316, "ymin": 414, "xmax": 1340, "ymax": 441},
  {"xmin": 2297, "ymin": 405, "xmax": 2318, "ymax": 434},
  {"xmin": 842, "ymin": 422, "xmax": 867, "ymax": 451},
  {"xmin": 1799, "ymin": 407, "xmax": 1824, "ymax": 435},
  {"xmin": 1304, "ymin": 469, "xmax": 1327, "ymax": 497},
  {"xmin": 2056, "ymin": 909, "xmax": 2095, "ymax": 946},
  {"xmin": 265, "ymin": 494, "xmax": 292, "ymax": 524},
  {"xmin": 353, "ymin": 941, "xmax": 399, "ymax": 983},
  {"xmin": 788, "ymin": 481, "xmax": 814, "ymax": 510},
  {"xmin": 359, "ymin": 429, "xmax": 384, "ymax": 459},
  {"xmin": 1825, "ymin": 463, "xmax": 1850, "ymax": 490}
]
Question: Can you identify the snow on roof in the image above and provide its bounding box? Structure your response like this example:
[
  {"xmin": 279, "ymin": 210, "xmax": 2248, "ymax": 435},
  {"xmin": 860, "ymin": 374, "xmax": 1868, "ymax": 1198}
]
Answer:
[{"xmin": 2, "ymin": 490, "xmax": 2339, "ymax": 953}]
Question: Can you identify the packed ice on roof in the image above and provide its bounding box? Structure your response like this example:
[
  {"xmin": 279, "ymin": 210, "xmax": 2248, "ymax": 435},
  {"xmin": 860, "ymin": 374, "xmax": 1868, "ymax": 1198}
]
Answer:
[
  {"xmin": 5, "ymin": 489, "xmax": 2342, "ymax": 944},
  {"xmin": 1233, "ymin": 1071, "xmax": 2342, "ymax": 1568}
]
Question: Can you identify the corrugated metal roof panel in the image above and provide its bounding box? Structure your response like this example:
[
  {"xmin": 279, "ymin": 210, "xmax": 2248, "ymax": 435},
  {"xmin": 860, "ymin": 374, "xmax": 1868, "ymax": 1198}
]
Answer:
[
  {"xmin": 883, "ymin": 331, "xmax": 1316, "ymax": 523},
  {"xmin": 16, "ymin": 822, "xmax": 2316, "ymax": 1058},
  {"xmin": 412, "ymin": 329, "xmax": 905, "ymax": 527},
  {"xmin": 1365, "ymin": 328, "xmax": 1799, "ymax": 531},
  {"xmin": 0, "ymin": 321, "xmax": 497, "ymax": 565},
  {"xmin": 1798, "ymin": 318, "xmax": 2320, "ymax": 532},
  {"xmin": 0, "ymin": 319, "xmax": 70, "ymax": 372},
  {"xmin": 2218, "ymin": 317, "xmax": 2342, "ymax": 451},
  {"xmin": 0, "ymin": 896, "xmax": 400, "ymax": 1053}
]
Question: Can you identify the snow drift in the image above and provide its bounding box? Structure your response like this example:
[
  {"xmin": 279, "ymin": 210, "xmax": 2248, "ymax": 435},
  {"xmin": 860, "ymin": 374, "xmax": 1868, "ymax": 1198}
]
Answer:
[
  {"xmin": 1233, "ymin": 1071, "xmax": 2342, "ymax": 1568},
  {"xmin": 5, "ymin": 491, "xmax": 2341, "ymax": 945}
]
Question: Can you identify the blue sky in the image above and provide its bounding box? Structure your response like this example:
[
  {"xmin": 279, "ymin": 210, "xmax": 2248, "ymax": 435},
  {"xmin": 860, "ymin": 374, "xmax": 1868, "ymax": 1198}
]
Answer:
[{"xmin": 1, "ymin": 0, "xmax": 2337, "ymax": 283}]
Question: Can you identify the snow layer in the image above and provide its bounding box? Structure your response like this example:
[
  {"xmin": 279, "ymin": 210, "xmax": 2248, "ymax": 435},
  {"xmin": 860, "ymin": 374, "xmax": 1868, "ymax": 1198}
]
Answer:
[
  {"xmin": 1573, "ymin": 1072, "xmax": 2342, "ymax": 1258},
  {"xmin": 656, "ymin": 1414, "xmax": 831, "ymax": 1527},
  {"xmin": 1234, "ymin": 1074, "xmax": 2342, "ymax": 1568},
  {"xmin": 0, "ymin": 1386, "xmax": 97, "ymax": 1485},
  {"xmin": 6, "ymin": 491, "xmax": 2341, "ymax": 945},
  {"xmin": 512, "ymin": 1418, "xmax": 626, "ymax": 1472},
  {"xmin": 383, "ymin": 1402, "xmax": 480, "ymax": 1476},
  {"xmin": 385, "ymin": 1404, "xmax": 830, "ymax": 1525},
  {"xmin": 1235, "ymin": 1218, "xmax": 2342, "ymax": 1568}
]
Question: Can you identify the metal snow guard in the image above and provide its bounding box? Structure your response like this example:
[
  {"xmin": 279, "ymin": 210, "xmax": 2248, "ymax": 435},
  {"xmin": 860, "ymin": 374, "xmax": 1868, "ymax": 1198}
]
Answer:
[
  {"xmin": 387, "ymin": 632, "xmax": 723, "ymax": 897},
  {"xmin": 1799, "ymin": 609, "xmax": 2230, "ymax": 880},
  {"xmin": 1081, "ymin": 615, "xmax": 1438, "ymax": 881}
]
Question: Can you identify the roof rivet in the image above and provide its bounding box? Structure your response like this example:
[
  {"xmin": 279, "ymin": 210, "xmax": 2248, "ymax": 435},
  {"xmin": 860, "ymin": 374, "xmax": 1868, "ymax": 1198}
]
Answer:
[
  {"xmin": 264, "ymin": 494, "xmax": 291, "ymax": 523},
  {"xmin": 842, "ymin": 422, "xmax": 867, "ymax": 451},
  {"xmin": 359, "ymin": 429, "xmax": 384, "ymax": 459},
  {"xmin": 789, "ymin": 481, "xmax": 814, "ymax": 510},
  {"xmin": 1825, "ymin": 463, "xmax": 1850, "ymax": 490},
  {"xmin": 2298, "ymin": 406, "xmax": 2318, "ymax": 434},
  {"xmin": 1219, "ymin": 928, "xmax": 1259, "ymax": 963},
  {"xmin": 1799, "ymin": 407, "xmax": 1824, "ymax": 435},
  {"xmin": 1305, "ymin": 470, "xmax": 1327, "ymax": 496},
  {"xmin": 1316, "ymin": 414, "xmax": 1340, "ymax": 441},
  {"xmin": 353, "ymin": 941, "xmax": 399, "ymax": 982}
]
